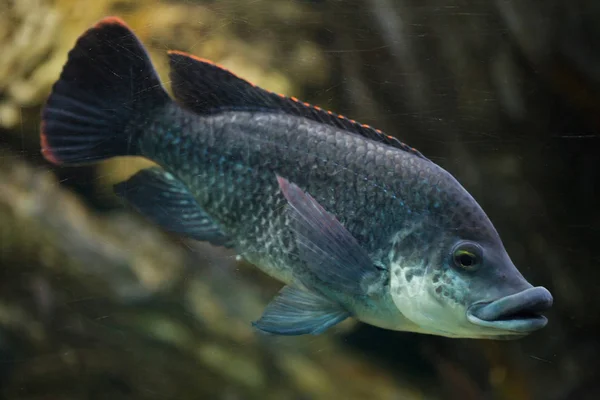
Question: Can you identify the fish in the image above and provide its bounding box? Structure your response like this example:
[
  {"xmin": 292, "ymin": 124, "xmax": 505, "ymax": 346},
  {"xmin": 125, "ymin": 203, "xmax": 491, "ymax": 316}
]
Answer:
[{"xmin": 40, "ymin": 16, "xmax": 553, "ymax": 339}]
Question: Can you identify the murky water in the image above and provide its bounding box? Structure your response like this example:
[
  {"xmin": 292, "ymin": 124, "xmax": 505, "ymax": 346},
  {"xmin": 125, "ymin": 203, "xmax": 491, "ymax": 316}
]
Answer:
[{"xmin": 0, "ymin": 1, "xmax": 598, "ymax": 399}]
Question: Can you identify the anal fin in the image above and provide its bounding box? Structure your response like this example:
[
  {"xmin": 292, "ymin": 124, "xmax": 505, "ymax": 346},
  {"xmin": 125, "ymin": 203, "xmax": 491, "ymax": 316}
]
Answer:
[
  {"xmin": 114, "ymin": 167, "xmax": 232, "ymax": 247},
  {"xmin": 253, "ymin": 286, "xmax": 350, "ymax": 336}
]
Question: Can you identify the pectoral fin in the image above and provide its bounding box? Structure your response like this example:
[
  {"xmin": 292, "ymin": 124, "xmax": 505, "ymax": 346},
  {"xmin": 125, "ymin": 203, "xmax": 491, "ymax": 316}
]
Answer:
[
  {"xmin": 115, "ymin": 167, "xmax": 232, "ymax": 247},
  {"xmin": 276, "ymin": 176, "xmax": 383, "ymax": 295},
  {"xmin": 253, "ymin": 286, "xmax": 350, "ymax": 335}
]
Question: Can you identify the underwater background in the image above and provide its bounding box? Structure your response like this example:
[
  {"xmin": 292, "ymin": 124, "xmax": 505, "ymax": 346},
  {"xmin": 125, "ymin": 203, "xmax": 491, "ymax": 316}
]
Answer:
[{"xmin": 0, "ymin": 0, "xmax": 599, "ymax": 399}]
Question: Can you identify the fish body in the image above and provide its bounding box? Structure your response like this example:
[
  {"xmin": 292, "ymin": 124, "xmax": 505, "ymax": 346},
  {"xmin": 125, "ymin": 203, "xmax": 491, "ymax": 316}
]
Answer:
[
  {"xmin": 40, "ymin": 17, "xmax": 552, "ymax": 338},
  {"xmin": 140, "ymin": 106, "xmax": 441, "ymax": 331}
]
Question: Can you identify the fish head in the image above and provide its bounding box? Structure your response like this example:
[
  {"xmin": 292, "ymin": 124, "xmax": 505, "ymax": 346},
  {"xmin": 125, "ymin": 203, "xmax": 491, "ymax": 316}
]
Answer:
[
  {"xmin": 388, "ymin": 186, "xmax": 552, "ymax": 339},
  {"xmin": 460, "ymin": 241, "xmax": 553, "ymax": 338}
]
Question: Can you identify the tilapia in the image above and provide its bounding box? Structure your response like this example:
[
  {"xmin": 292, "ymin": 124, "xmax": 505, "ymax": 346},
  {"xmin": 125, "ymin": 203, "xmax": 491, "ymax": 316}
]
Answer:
[{"xmin": 40, "ymin": 17, "xmax": 552, "ymax": 338}]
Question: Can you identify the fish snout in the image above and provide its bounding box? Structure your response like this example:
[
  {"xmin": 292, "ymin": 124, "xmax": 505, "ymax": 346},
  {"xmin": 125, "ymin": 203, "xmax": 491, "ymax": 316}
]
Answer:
[{"xmin": 467, "ymin": 286, "xmax": 553, "ymax": 333}]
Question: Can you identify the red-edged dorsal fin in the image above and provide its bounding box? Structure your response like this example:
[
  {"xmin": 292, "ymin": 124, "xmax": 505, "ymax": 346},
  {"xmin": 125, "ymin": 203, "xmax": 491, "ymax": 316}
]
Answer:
[{"xmin": 167, "ymin": 50, "xmax": 427, "ymax": 160}]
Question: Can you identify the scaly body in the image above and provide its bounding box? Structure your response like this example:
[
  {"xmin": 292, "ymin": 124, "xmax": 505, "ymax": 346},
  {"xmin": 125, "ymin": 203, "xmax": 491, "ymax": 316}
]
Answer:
[
  {"xmin": 139, "ymin": 105, "xmax": 485, "ymax": 330},
  {"xmin": 40, "ymin": 17, "xmax": 552, "ymax": 338}
]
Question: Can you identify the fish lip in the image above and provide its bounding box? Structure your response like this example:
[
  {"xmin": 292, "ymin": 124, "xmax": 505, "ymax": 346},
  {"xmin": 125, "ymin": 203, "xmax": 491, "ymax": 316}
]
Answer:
[{"xmin": 467, "ymin": 286, "xmax": 553, "ymax": 333}]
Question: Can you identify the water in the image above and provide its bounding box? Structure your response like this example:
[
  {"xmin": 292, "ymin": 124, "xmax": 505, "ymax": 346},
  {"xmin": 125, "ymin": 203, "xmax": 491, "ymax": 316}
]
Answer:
[{"xmin": 0, "ymin": 0, "xmax": 598, "ymax": 399}]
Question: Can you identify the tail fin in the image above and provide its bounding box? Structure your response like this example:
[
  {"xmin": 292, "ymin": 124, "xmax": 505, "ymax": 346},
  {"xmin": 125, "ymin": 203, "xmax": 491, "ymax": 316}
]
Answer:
[{"xmin": 40, "ymin": 17, "xmax": 169, "ymax": 165}]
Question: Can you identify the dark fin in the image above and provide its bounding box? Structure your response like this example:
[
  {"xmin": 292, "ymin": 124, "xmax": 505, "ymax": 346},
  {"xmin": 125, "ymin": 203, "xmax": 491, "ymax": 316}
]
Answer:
[
  {"xmin": 277, "ymin": 176, "xmax": 383, "ymax": 295},
  {"xmin": 167, "ymin": 51, "xmax": 427, "ymax": 160},
  {"xmin": 253, "ymin": 286, "xmax": 350, "ymax": 336},
  {"xmin": 40, "ymin": 17, "xmax": 170, "ymax": 165},
  {"xmin": 114, "ymin": 167, "xmax": 233, "ymax": 247}
]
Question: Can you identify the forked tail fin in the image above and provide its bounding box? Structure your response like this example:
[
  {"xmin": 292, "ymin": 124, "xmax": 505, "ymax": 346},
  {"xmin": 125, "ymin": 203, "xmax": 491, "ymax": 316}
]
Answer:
[{"xmin": 40, "ymin": 17, "xmax": 169, "ymax": 165}]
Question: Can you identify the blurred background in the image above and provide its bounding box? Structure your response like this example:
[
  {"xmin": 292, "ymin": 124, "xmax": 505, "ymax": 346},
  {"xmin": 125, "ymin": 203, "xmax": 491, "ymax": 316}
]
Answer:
[{"xmin": 1, "ymin": 0, "xmax": 599, "ymax": 399}]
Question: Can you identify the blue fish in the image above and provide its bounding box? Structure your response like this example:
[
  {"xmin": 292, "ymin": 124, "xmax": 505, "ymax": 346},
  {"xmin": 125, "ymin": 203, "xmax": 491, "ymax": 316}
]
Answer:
[{"xmin": 40, "ymin": 17, "xmax": 552, "ymax": 338}]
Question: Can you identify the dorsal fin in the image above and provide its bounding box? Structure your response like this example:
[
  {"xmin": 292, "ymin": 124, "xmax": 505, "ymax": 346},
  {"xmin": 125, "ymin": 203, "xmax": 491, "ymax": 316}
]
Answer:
[{"xmin": 167, "ymin": 51, "xmax": 427, "ymax": 160}]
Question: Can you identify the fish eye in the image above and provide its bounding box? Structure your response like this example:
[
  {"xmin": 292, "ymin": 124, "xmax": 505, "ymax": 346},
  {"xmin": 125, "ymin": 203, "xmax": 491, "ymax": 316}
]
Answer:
[{"xmin": 452, "ymin": 242, "xmax": 483, "ymax": 271}]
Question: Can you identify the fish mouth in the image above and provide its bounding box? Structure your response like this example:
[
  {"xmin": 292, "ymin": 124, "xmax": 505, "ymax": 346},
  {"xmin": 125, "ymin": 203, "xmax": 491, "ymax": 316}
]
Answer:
[{"xmin": 467, "ymin": 287, "xmax": 553, "ymax": 334}]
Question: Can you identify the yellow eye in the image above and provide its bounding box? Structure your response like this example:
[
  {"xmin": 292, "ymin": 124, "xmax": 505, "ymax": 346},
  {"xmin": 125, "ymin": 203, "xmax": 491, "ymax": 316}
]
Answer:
[{"xmin": 452, "ymin": 243, "xmax": 482, "ymax": 271}]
